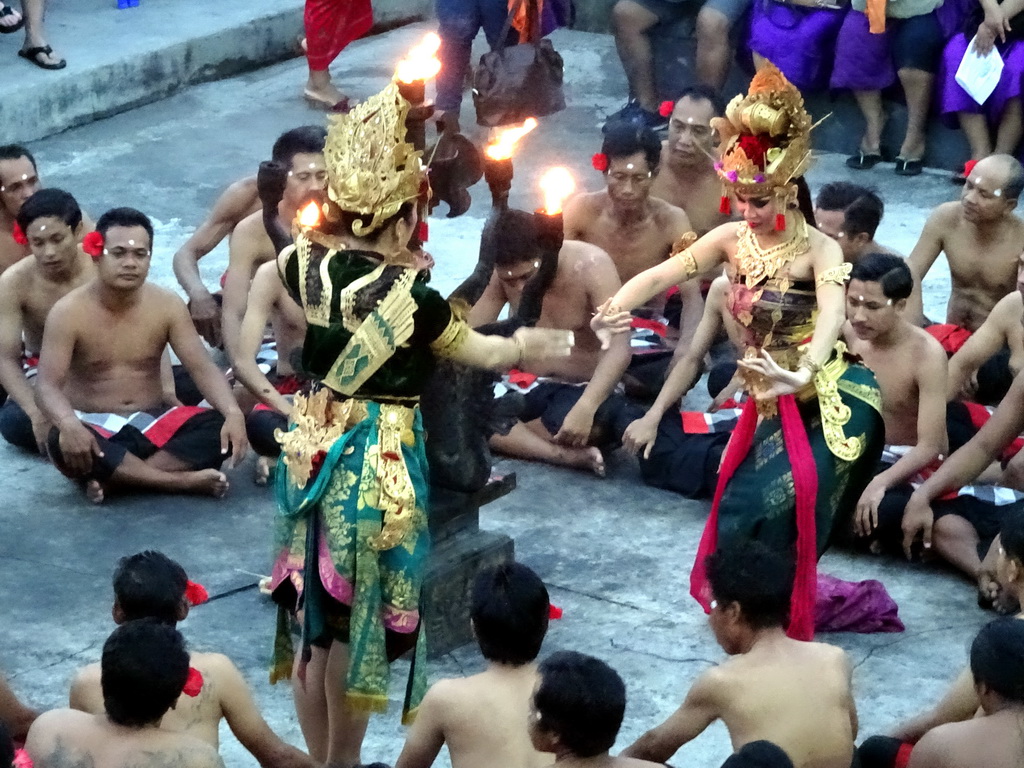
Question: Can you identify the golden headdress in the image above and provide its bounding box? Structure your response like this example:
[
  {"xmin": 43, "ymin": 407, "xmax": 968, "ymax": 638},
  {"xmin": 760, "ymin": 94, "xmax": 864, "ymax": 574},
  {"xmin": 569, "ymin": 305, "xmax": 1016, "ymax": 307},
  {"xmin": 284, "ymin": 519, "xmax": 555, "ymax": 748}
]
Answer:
[
  {"xmin": 322, "ymin": 81, "xmax": 426, "ymax": 237},
  {"xmin": 713, "ymin": 62, "xmax": 813, "ymax": 224}
]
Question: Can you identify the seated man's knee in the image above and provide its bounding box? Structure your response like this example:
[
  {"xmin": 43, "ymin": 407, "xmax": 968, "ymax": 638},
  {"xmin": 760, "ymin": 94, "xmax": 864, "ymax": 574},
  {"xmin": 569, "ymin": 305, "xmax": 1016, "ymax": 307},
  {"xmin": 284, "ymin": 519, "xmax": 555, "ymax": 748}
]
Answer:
[
  {"xmin": 0, "ymin": 401, "xmax": 35, "ymax": 451},
  {"xmin": 246, "ymin": 410, "xmax": 286, "ymax": 458},
  {"xmin": 612, "ymin": 0, "xmax": 657, "ymax": 34},
  {"xmin": 696, "ymin": 7, "xmax": 731, "ymax": 41}
]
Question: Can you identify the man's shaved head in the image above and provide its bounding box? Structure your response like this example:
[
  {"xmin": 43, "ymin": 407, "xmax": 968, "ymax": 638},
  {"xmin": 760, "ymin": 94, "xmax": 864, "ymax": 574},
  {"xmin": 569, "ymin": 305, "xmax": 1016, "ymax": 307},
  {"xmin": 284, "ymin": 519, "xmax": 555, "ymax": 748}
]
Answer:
[{"xmin": 977, "ymin": 154, "xmax": 1024, "ymax": 200}]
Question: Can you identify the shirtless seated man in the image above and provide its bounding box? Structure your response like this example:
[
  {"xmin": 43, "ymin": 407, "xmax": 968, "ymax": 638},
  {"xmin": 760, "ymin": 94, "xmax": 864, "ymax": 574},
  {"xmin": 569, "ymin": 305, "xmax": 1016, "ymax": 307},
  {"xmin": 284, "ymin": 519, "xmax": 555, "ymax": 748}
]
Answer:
[
  {"xmin": 650, "ymin": 87, "xmax": 730, "ymax": 237},
  {"xmin": 173, "ymin": 127, "xmax": 319, "ymax": 346},
  {"xmin": 231, "ymin": 260, "xmax": 306, "ymax": 484},
  {"xmin": 395, "ymin": 562, "xmax": 552, "ymax": 768},
  {"xmin": 564, "ymin": 120, "xmax": 703, "ymax": 368},
  {"xmin": 0, "ymin": 189, "xmax": 96, "ymax": 453},
  {"xmin": 529, "ymin": 651, "xmax": 662, "ymax": 768},
  {"xmin": 221, "ymin": 126, "xmax": 326, "ymax": 366},
  {"xmin": 0, "ymin": 144, "xmax": 94, "ymax": 275},
  {"xmin": 814, "ymin": 183, "xmax": 901, "ymax": 265},
  {"xmin": 906, "ymin": 154, "xmax": 1024, "ymax": 349},
  {"xmin": 26, "ymin": 619, "xmax": 223, "ymax": 768},
  {"xmin": 623, "ymin": 542, "xmax": 858, "ymax": 768},
  {"xmin": 35, "ymin": 207, "xmax": 248, "ymax": 503},
  {"xmin": 469, "ymin": 210, "xmax": 636, "ymax": 476},
  {"xmin": 946, "ymin": 249, "xmax": 1024, "ymax": 405},
  {"xmin": 70, "ymin": 551, "xmax": 315, "ymax": 768},
  {"xmin": 842, "ymin": 254, "xmax": 949, "ymax": 552},
  {"xmin": 903, "ymin": 620, "xmax": 1024, "ymax": 768},
  {"xmin": 856, "ymin": 508, "xmax": 1024, "ymax": 768}
]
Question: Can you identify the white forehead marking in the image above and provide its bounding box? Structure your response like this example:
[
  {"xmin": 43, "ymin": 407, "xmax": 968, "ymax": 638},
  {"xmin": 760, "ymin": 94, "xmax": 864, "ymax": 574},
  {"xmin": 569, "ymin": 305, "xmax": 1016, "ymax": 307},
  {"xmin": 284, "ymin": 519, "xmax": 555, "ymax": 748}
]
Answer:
[
  {"xmin": 21, "ymin": 174, "xmax": 28, "ymax": 181},
  {"xmin": 39, "ymin": 225, "xmax": 46, "ymax": 232},
  {"xmin": 625, "ymin": 163, "xmax": 634, "ymax": 171},
  {"xmin": 995, "ymin": 189, "xmax": 1003, "ymax": 197},
  {"xmin": 857, "ymin": 295, "xmax": 864, "ymax": 302},
  {"xmin": 128, "ymin": 239, "xmax": 136, "ymax": 246},
  {"xmin": 309, "ymin": 163, "xmax": 316, "ymax": 169},
  {"xmin": 686, "ymin": 117, "xmax": 696, "ymax": 124}
]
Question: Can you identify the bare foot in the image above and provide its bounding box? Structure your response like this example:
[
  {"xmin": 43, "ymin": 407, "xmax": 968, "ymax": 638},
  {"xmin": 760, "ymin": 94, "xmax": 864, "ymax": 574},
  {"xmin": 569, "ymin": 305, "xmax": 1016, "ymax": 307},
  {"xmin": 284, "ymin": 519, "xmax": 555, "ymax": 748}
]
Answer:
[
  {"xmin": 254, "ymin": 456, "xmax": 275, "ymax": 486},
  {"xmin": 181, "ymin": 469, "xmax": 230, "ymax": 498},
  {"xmin": 977, "ymin": 569, "xmax": 1000, "ymax": 609},
  {"xmin": 303, "ymin": 80, "xmax": 350, "ymax": 111},
  {"xmin": 84, "ymin": 480, "xmax": 105, "ymax": 505},
  {"xmin": 564, "ymin": 446, "xmax": 605, "ymax": 477}
]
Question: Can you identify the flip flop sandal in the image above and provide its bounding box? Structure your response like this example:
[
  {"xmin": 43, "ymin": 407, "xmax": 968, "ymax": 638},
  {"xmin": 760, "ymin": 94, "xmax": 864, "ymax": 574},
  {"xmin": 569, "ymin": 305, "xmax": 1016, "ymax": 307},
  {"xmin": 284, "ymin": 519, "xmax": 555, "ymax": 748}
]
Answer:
[
  {"xmin": 0, "ymin": 4, "xmax": 24, "ymax": 33},
  {"xmin": 845, "ymin": 151, "xmax": 883, "ymax": 170},
  {"xmin": 18, "ymin": 45, "xmax": 67, "ymax": 70},
  {"xmin": 303, "ymin": 89, "xmax": 351, "ymax": 113},
  {"xmin": 894, "ymin": 157, "xmax": 923, "ymax": 176}
]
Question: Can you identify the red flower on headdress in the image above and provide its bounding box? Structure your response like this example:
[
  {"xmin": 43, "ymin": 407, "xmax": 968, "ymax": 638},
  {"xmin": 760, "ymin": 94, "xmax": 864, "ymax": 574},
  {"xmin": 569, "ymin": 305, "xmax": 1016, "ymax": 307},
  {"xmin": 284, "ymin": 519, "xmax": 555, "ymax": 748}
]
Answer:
[
  {"xmin": 548, "ymin": 604, "xmax": 563, "ymax": 620},
  {"xmin": 184, "ymin": 580, "xmax": 209, "ymax": 606},
  {"xmin": 591, "ymin": 153, "xmax": 608, "ymax": 173},
  {"xmin": 658, "ymin": 100, "xmax": 674, "ymax": 118},
  {"xmin": 964, "ymin": 159, "xmax": 978, "ymax": 177},
  {"xmin": 11, "ymin": 222, "xmax": 27, "ymax": 246},
  {"xmin": 81, "ymin": 231, "xmax": 104, "ymax": 259},
  {"xmin": 13, "ymin": 749, "xmax": 33, "ymax": 768},
  {"xmin": 182, "ymin": 667, "xmax": 204, "ymax": 697},
  {"xmin": 737, "ymin": 134, "xmax": 775, "ymax": 171}
]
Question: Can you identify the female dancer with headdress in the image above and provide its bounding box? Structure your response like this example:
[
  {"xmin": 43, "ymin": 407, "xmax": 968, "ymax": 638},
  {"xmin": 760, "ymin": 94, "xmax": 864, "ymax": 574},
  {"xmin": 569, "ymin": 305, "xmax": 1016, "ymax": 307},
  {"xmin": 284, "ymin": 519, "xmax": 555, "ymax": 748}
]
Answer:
[
  {"xmin": 592, "ymin": 64, "xmax": 885, "ymax": 641},
  {"xmin": 266, "ymin": 80, "xmax": 573, "ymax": 766}
]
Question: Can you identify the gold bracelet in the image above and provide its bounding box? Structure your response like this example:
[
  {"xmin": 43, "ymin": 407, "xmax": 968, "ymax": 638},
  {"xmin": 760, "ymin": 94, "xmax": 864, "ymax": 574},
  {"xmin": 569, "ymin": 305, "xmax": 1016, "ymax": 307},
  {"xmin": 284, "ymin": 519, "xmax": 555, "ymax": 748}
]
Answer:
[{"xmin": 798, "ymin": 353, "xmax": 822, "ymax": 376}]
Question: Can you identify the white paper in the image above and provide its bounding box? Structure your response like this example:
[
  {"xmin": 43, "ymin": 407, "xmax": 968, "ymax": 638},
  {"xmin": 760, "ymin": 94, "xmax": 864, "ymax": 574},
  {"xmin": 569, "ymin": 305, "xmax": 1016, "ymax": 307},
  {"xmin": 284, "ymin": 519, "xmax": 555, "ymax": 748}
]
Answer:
[{"xmin": 955, "ymin": 36, "xmax": 1004, "ymax": 106}]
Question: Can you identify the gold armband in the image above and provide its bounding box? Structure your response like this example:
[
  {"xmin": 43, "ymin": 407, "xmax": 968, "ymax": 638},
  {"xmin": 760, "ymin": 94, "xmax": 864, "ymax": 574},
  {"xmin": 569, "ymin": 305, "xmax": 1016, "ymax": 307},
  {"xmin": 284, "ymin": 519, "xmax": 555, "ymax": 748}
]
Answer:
[
  {"xmin": 430, "ymin": 314, "xmax": 469, "ymax": 359},
  {"xmin": 815, "ymin": 262, "xmax": 852, "ymax": 288},
  {"xmin": 673, "ymin": 249, "xmax": 699, "ymax": 281}
]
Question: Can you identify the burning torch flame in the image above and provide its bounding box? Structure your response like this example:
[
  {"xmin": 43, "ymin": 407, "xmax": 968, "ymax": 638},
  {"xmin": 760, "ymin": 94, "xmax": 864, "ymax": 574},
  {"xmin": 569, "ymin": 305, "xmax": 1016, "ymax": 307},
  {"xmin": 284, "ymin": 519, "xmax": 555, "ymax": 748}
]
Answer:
[
  {"xmin": 395, "ymin": 33, "xmax": 442, "ymax": 84},
  {"xmin": 298, "ymin": 201, "xmax": 321, "ymax": 229},
  {"xmin": 540, "ymin": 167, "xmax": 575, "ymax": 215},
  {"xmin": 485, "ymin": 118, "xmax": 539, "ymax": 161}
]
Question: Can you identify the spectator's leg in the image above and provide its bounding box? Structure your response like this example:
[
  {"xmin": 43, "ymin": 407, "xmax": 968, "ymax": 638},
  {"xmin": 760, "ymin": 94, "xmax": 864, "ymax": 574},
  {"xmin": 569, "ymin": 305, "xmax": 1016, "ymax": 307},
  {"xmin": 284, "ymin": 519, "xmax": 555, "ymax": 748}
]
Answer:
[
  {"xmin": 852, "ymin": 89, "xmax": 886, "ymax": 155},
  {"xmin": 957, "ymin": 112, "xmax": 994, "ymax": 160},
  {"xmin": 932, "ymin": 512, "xmax": 982, "ymax": 579},
  {"xmin": 994, "ymin": 97, "xmax": 1024, "ymax": 155},
  {"xmin": 19, "ymin": 0, "xmax": 63, "ymax": 68},
  {"xmin": 694, "ymin": 6, "xmax": 733, "ymax": 91},
  {"xmin": 435, "ymin": 0, "xmax": 483, "ymax": 129},
  {"xmin": 896, "ymin": 67, "xmax": 933, "ymax": 161},
  {"xmin": 612, "ymin": 0, "xmax": 661, "ymax": 112},
  {"xmin": 323, "ymin": 640, "xmax": 371, "ymax": 768}
]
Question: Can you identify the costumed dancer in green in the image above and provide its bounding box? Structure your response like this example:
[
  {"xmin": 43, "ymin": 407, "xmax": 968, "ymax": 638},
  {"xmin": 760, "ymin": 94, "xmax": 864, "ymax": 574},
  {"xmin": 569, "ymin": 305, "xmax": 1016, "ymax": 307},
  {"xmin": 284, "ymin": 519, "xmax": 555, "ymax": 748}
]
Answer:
[
  {"xmin": 267, "ymin": 80, "xmax": 574, "ymax": 767},
  {"xmin": 592, "ymin": 63, "xmax": 884, "ymax": 641}
]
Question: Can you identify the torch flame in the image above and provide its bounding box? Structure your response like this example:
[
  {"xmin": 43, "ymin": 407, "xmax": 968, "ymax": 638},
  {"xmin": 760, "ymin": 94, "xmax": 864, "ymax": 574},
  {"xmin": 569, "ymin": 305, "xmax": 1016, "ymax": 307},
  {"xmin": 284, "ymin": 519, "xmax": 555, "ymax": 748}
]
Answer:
[
  {"xmin": 540, "ymin": 167, "xmax": 575, "ymax": 215},
  {"xmin": 395, "ymin": 33, "xmax": 442, "ymax": 84},
  {"xmin": 299, "ymin": 201, "xmax": 321, "ymax": 229},
  {"xmin": 485, "ymin": 118, "xmax": 539, "ymax": 161}
]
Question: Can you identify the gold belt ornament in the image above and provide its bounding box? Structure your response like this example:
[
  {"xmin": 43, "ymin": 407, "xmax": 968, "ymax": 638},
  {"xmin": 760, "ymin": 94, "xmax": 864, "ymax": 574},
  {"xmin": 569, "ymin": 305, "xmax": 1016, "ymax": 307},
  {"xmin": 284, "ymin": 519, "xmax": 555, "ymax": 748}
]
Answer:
[{"xmin": 277, "ymin": 389, "xmax": 368, "ymax": 488}]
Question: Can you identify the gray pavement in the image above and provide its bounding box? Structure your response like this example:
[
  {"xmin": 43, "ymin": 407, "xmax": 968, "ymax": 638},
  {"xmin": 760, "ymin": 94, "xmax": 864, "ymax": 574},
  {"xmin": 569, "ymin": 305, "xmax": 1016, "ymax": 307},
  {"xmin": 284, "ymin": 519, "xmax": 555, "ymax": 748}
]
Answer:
[{"xmin": 1, "ymin": 21, "xmax": 978, "ymax": 768}]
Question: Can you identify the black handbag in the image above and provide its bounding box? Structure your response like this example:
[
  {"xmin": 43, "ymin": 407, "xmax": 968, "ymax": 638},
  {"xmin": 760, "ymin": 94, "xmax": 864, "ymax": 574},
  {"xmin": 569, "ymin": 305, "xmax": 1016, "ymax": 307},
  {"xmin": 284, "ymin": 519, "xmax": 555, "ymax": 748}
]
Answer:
[{"xmin": 472, "ymin": 0, "xmax": 566, "ymax": 128}]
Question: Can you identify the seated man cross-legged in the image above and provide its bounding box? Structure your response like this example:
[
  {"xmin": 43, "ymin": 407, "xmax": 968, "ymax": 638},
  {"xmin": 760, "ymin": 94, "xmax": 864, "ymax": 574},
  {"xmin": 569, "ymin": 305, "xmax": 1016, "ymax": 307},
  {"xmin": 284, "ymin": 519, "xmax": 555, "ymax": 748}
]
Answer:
[
  {"xmin": 0, "ymin": 188, "xmax": 96, "ymax": 453},
  {"xmin": 35, "ymin": 207, "xmax": 248, "ymax": 504},
  {"xmin": 469, "ymin": 210, "xmax": 638, "ymax": 476}
]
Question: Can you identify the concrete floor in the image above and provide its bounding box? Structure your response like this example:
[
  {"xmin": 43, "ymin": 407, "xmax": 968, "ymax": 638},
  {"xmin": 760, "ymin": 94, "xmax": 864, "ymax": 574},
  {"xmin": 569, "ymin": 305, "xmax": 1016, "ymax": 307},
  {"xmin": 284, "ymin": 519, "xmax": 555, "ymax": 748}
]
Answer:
[{"xmin": 2, "ymin": 21, "xmax": 980, "ymax": 768}]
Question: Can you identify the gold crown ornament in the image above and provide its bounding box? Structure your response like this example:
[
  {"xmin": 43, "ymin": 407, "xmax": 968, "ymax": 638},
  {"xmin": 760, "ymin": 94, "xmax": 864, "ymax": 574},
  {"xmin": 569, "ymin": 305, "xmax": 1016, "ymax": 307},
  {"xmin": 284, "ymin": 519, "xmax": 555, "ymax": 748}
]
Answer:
[
  {"xmin": 713, "ymin": 62, "xmax": 813, "ymax": 230},
  {"xmin": 321, "ymin": 81, "xmax": 427, "ymax": 237}
]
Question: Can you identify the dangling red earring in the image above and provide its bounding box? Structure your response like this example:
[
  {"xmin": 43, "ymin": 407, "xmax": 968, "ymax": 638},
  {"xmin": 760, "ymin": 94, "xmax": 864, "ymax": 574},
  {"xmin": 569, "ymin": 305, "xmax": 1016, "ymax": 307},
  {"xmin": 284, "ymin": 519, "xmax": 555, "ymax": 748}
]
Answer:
[
  {"xmin": 719, "ymin": 195, "xmax": 731, "ymax": 215},
  {"xmin": 775, "ymin": 213, "xmax": 786, "ymax": 231}
]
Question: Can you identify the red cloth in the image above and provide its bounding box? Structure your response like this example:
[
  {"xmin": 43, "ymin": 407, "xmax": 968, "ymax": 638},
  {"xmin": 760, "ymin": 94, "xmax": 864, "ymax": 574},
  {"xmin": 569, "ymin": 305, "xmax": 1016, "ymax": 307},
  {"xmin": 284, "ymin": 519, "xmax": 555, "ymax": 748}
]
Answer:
[
  {"xmin": 305, "ymin": 0, "xmax": 373, "ymax": 71},
  {"xmin": 961, "ymin": 400, "xmax": 1024, "ymax": 463},
  {"xmin": 689, "ymin": 395, "xmax": 819, "ymax": 641},
  {"xmin": 631, "ymin": 317, "xmax": 668, "ymax": 337},
  {"xmin": 895, "ymin": 743, "xmax": 914, "ymax": 768},
  {"xmin": 925, "ymin": 323, "xmax": 972, "ymax": 354}
]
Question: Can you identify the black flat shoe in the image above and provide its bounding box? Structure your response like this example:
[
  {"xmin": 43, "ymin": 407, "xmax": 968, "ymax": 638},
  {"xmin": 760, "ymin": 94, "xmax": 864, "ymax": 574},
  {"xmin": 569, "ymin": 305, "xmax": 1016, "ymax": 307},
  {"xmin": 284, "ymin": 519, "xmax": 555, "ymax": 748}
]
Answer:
[
  {"xmin": 894, "ymin": 157, "xmax": 923, "ymax": 176},
  {"xmin": 18, "ymin": 45, "xmax": 67, "ymax": 70},
  {"xmin": 846, "ymin": 151, "xmax": 883, "ymax": 170}
]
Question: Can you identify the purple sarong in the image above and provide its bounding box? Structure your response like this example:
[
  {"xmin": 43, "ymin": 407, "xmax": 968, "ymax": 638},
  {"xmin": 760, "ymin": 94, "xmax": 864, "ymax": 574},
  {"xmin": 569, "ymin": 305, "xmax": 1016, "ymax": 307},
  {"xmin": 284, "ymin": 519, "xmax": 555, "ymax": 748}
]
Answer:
[
  {"xmin": 815, "ymin": 573, "xmax": 905, "ymax": 634},
  {"xmin": 938, "ymin": 32, "xmax": 1024, "ymax": 124},
  {"xmin": 830, "ymin": 8, "xmax": 944, "ymax": 90},
  {"xmin": 747, "ymin": 0, "xmax": 848, "ymax": 91}
]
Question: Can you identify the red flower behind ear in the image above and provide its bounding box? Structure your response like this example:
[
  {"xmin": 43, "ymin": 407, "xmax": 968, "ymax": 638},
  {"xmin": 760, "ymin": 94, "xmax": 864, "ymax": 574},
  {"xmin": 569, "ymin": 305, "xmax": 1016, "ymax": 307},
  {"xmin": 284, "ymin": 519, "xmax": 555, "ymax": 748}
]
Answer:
[
  {"xmin": 964, "ymin": 159, "xmax": 978, "ymax": 177},
  {"xmin": 182, "ymin": 667, "xmax": 204, "ymax": 697},
  {"xmin": 548, "ymin": 604, "xmax": 563, "ymax": 620},
  {"xmin": 658, "ymin": 100, "xmax": 674, "ymax": 118},
  {"xmin": 184, "ymin": 580, "xmax": 209, "ymax": 606},
  {"xmin": 81, "ymin": 231, "xmax": 104, "ymax": 259},
  {"xmin": 11, "ymin": 222, "xmax": 27, "ymax": 246},
  {"xmin": 591, "ymin": 153, "xmax": 608, "ymax": 173},
  {"xmin": 13, "ymin": 749, "xmax": 33, "ymax": 768}
]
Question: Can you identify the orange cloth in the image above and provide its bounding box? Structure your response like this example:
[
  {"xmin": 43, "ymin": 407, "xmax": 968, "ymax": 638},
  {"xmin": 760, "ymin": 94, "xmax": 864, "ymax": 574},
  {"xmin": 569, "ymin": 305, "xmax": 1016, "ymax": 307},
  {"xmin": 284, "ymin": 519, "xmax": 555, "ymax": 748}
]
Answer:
[
  {"xmin": 511, "ymin": 0, "xmax": 542, "ymax": 42},
  {"xmin": 866, "ymin": 0, "xmax": 887, "ymax": 34}
]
